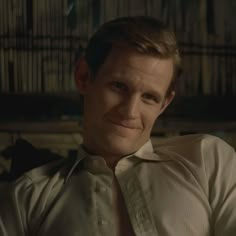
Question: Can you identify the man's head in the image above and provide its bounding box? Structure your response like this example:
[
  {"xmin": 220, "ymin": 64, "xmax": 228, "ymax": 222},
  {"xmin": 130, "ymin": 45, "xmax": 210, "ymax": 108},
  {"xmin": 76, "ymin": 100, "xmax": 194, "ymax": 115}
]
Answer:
[
  {"xmin": 75, "ymin": 16, "xmax": 181, "ymax": 161},
  {"xmin": 84, "ymin": 16, "xmax": 181, "ymax": 97}
]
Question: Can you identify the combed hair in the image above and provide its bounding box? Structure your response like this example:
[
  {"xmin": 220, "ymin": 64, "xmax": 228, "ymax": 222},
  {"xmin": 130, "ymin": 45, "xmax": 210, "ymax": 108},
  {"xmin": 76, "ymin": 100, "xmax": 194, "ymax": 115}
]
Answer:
[{"xmin": 84, "ymin": 16, "xmax": 182, "ymax": 95}]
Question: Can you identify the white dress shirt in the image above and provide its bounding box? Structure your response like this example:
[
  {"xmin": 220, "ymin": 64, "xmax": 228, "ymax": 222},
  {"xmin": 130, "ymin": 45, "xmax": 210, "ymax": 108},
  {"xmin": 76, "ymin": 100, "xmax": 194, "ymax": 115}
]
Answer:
[{"xmin": 0, "ymin": 134, "xmax": 236, "ymax": 236}]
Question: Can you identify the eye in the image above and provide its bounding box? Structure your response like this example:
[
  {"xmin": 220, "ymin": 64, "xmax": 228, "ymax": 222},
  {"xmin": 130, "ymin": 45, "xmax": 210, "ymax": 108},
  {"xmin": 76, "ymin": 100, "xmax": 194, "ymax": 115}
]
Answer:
[
  {"xmin": 110, "ymin": 81, "xmax": 128, "ymax": 93},
  {"xmin": 142, "ymin": 93, "xmax": 160, "ymax": 104}
]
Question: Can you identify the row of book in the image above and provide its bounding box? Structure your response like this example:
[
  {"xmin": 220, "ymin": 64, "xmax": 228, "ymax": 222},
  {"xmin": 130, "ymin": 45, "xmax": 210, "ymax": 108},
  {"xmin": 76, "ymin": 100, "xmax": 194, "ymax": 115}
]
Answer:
[
  {"xmin": 0, "ymin": 48, "xmax": 76, "ymax": 93},
  {"xmin": 0, "ymin": 47, "xmax": 235, "ymax": 95},
  {"xmin": 0, "ymin": 0, "xmax": 235, "ymax": 95},
  {"xmin": 0, "ymin": 0, "xmax": 235, "ymax": 42},
  {"xmin": 180, "ymin": 51, "xmax": 236, "ymax": 96}
]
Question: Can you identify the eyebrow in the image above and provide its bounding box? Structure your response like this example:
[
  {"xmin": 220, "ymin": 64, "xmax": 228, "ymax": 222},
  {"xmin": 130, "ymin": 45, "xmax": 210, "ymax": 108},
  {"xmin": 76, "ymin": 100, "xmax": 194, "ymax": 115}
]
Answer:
[
  {"xmin": 106, "ymin": 72, "xmax": 165, "ymax": 97},
  {"xmin": 145, "ymin": 89, "xmax": 163, "ymax": 101}
]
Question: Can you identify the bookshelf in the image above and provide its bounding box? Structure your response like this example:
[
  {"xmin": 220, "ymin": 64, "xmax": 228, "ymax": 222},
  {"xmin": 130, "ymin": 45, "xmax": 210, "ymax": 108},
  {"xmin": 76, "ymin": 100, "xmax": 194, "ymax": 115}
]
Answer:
[
  {"xmin": 0, "ymin": 0, "xmax": 235, "ymax": 133},
  {"xmin": 1, "ymin": 93, "xmax": 236, "ymax": 133}
]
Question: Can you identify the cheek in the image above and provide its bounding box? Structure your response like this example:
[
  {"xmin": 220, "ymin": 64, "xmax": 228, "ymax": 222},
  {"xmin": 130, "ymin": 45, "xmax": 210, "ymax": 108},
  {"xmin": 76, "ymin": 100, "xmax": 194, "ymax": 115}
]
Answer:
[
  {"xmin": 85, "ymin": 89, "xmax": 118, "ymax": 117},
  {"xmin": 102, "ymin": 90, "xmax": 123, "ymax": 110},
  {"xmin": 142, "ymin": 106, "xmax": 162, "ymax": 128}
]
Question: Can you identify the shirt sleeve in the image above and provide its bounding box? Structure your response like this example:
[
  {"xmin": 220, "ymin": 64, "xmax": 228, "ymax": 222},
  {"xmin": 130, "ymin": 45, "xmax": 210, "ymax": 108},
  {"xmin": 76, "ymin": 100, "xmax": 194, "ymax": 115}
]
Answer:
[
  {"xmin": 203, "ymin": 136, "xmax": 236, "ymax": 235},
  {"xmin": 0, "ymin": 179, "xmax": 30, "ymax": 236},
  {"xmin": 0, "ymin": 173, "xmax": 43, "ymax": 236},
  {"xmin": 0, "ymin": 164, "xmax": 66, "ymax": 236}
]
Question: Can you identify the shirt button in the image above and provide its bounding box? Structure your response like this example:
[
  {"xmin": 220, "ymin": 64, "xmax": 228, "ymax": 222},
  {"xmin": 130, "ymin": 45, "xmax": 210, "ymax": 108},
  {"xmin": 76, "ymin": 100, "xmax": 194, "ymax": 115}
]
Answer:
[
  {"xmin": 98, "ymin": 219, "xmax": 108, "ymax": 226},
  {"xmin": 100, "ymin": 187, "xmax": 107, "ymax": 192},
  {"xmin": 95, "ymin": 186, "xmax": 107, "ymax": 193}
]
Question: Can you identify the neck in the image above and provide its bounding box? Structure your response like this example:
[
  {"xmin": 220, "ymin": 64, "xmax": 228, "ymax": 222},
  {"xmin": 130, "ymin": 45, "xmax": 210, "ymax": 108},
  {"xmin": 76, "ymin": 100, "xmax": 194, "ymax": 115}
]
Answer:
[
  {"xmin": 82, "ymin": 144, "xmax": 123, "ymax": 171},
  {"xmin": 103, "ymin": 156, "xmax": 122, "ymax": 171}
]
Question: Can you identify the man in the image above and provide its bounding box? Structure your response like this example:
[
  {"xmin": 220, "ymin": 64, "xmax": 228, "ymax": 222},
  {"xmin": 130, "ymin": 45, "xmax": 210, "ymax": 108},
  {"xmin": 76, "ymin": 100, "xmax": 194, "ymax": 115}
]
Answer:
[{"xmin": 0, "ymin": 16, "xmax": 236, "ymax": 236}]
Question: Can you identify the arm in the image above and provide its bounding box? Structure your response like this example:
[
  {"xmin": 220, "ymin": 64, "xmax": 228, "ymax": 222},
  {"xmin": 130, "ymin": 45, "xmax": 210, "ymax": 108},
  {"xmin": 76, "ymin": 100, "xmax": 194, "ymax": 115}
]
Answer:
[
  {"xmin": 0, "ymin": 181, "xmax": 27, "ymax": 236},
  {"xmin": 204, "ymin": 136, "xmax": 236, "ymax": 235}
]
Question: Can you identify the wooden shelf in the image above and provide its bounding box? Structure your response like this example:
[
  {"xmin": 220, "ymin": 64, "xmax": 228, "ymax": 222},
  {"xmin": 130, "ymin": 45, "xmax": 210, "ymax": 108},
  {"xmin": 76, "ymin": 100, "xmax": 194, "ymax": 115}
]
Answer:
[
  {"xmin": 0, "ymin": 93, "xmax": 83, "ymax": 121},
  {"xmin": 0, "ymin": 119, "xmax": 236, "ymax": 134},
  {"xmin": 1, "ymin": 94, "xmax": 236, "ymax": 119},
  {"xmin": 0, "ymin": 120, "xmax": 82, "ymax": 133},
  {"xmin": 1, "ymin": 94, "xmax": 236, "ymax": 133},
  {"xmin": 153, "ymin": 119, "xmax": 236, "ymax": 133}
]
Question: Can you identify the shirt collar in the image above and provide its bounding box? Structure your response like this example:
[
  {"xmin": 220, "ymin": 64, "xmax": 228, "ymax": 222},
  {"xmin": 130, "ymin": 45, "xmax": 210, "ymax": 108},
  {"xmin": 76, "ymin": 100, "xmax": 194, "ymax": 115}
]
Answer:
[
  {"xmin": 133, "ymin": 139, "xmax": 159, "ymax": 161},
  {"xmin": 65, "ymin": 139, "xmax": 164, "ymax": 181}
]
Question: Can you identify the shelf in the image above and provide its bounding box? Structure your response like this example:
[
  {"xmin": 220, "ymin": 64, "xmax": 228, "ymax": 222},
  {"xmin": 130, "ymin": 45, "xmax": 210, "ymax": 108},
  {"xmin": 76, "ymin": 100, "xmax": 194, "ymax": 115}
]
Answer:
[
  {"xmin": 0, "ymin": 120, "xmax": 82, "ymax": 133},
  {"xmin": 153, "ymin": 119, "xmax": 236, "ymax": 133},
  {"xmin": 0, "ymin": 93, "xmax": 83, "ymax": 121},
  {"xmin": 1, "ymin": 93, "xmax": 236, "ymax": 119},
  {"xmin": 1, "ymin": 94, "xmax": 236, "ymax": 133},
  {"xmin": 0, "ymin": 119, "xmax": 236, "ymax": 134},
  {"xmin": 164, "ymin": 95, "xmax": 236, "ymax": 120}
]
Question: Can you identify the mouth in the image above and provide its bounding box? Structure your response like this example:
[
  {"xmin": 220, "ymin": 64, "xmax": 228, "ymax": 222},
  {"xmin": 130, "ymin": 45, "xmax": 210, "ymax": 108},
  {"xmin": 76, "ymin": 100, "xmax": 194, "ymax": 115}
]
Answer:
[{"xmin": 109, "ymin": 119, "xmax": 141, "ymax": 130}]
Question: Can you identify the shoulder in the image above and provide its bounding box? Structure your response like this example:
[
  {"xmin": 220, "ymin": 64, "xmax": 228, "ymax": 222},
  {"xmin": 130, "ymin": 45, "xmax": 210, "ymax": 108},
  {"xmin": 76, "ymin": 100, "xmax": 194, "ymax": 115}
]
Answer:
[
  {"xmin": 13, "ymin": 153, "xmax": 79, "ymax": 196},
  {"xmin": 154, "ymin": 133, "xmax": 229, "ymax": 147},
  {"xmin": 154, "ymin": 133, "xmax": 235, "ymax": 160},
  {"xmin": 0, "ymin": 155, "xmax": 80, "ymax": 232},
  {"xmin": 153, "ymin": 133, "xmax": 236, "ymax": 183},
  {"xmin": 153, "ymin": 134, "xmax": 236, "ymax": 198},
  {"xmin": 6, "ymin": 157, "xmax": 71, "ymax": 199}
]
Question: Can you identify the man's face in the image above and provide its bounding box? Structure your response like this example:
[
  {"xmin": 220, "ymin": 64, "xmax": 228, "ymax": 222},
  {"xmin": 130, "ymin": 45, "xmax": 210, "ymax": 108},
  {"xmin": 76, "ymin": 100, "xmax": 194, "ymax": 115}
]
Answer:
[{"xmin": 78, "ymin": 47, "xmax": 174, "ymax": 158}]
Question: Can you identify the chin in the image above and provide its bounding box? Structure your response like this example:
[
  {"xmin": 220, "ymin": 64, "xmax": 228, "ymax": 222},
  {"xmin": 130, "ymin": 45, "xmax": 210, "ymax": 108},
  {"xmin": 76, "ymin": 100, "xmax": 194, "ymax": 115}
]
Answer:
[{"xmin": 104, "ymin": 135, "xmax": 143, "ymax": 156}]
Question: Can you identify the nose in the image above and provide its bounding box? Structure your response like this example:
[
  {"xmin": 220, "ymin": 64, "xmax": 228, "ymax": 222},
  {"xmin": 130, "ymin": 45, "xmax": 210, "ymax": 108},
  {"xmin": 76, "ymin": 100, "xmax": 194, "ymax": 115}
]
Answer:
[{"xmin": 118, "ymin": 95, "xmax": 140, "ymax": 119}]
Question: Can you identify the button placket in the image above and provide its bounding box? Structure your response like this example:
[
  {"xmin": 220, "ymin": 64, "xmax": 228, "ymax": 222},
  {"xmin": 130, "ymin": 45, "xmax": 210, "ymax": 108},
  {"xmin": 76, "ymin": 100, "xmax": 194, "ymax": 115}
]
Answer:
[
  {"xmin": 94, "ymin": 176, "xmax": 114, "ymax": 235},
  {"xmin": 95, "ymin": 185, "xmax": 107, "ymax": 193},
  {"xmin": 118, "ymin": 169, "xmax": 159, "ymax": 236},
  {"xmin": 98, "ymin": 219, "xmax": 108, "ymax": 226}
]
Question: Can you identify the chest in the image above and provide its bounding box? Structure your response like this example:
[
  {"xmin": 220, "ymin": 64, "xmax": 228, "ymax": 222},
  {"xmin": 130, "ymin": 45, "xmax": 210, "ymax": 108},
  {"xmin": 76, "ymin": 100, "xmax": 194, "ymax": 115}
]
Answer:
[
  {"xmin": 113, "ymin": 176, "xmax": 136, "ymax": 236},
  {"xmin": 33, "ymin": 165, "xmax": 212, "ymax": 236},
  {"xmin": 34, "ymin": 172, "xmax": 136, "ymax": 236}
]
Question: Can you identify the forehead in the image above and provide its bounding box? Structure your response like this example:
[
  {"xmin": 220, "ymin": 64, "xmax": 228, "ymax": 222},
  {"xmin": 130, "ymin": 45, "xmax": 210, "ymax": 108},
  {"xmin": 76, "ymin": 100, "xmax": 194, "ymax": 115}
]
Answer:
[
  {"xmin": 97, "ymin": 46, "xmax": 174, "ymax": 89},
  {"xmin": 100, "ymin": 46, "xmax": 173, "ymax": 72}
]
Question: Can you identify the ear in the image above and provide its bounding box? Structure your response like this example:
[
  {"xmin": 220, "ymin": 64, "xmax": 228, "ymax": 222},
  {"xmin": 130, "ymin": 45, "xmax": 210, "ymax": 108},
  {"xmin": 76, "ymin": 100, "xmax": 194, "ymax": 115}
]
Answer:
[
  {"xmin": 74, "ymin": 57, "xmax": 91, "ymax": 95},
  {"xmin": 160, "ymin": 91, "xmax": 175, "ymax": 114}
]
